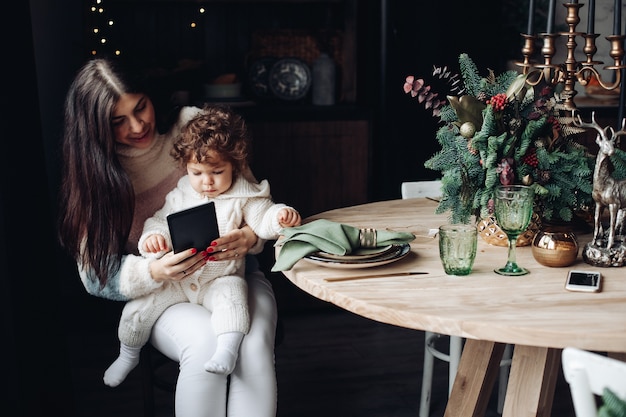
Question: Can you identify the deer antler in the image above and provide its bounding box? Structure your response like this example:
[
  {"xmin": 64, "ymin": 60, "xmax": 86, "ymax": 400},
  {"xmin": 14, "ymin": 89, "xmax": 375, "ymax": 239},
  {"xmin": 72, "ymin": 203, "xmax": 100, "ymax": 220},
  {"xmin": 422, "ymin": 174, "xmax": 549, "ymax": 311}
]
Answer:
[
  {"xmin": 613, "ymin": 118, "xmax": 626, "ymax": 143},
  {"xmin": 572, "ymin": 111, "xmax": 610, "ymax": 142}
]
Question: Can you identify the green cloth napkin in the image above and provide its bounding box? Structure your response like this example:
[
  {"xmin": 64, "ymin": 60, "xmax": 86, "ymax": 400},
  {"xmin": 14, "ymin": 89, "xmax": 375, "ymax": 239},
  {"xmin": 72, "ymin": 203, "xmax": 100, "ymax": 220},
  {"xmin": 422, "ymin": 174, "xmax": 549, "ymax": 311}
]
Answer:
[{"xmin": 271, "ymin": 219, "xmax": 415, "ymax": 271}]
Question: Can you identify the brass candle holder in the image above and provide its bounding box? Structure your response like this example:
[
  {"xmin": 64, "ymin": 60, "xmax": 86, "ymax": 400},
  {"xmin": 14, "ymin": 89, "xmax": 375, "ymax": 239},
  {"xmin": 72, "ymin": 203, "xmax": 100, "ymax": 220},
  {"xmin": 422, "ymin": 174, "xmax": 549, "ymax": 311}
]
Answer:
[{"xmin": 517, "ymin": 2, "xmax": 625, "ymax": 111}]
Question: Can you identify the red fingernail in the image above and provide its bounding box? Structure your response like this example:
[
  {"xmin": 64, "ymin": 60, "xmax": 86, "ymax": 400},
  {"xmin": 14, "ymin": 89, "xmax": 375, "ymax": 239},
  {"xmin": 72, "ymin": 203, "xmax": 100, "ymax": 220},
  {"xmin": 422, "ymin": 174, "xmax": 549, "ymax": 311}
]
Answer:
[
  {"xmin": 210, "ymin": 241, "xmax": 217, "ymax": 246},
  {"xmin": 206, "ymin": 247, "xmax": 214, "ymax": 253},
  {"xmin": 209, "ymin": 256, "xmax": 216, "ymax": 261},
  {"xmin": 201, "ymin": 251, "xmax": 208, "ymax": 257},
  {"xmin": 191, "ymin": 248, "xmax": 197, "ymax": 254}
]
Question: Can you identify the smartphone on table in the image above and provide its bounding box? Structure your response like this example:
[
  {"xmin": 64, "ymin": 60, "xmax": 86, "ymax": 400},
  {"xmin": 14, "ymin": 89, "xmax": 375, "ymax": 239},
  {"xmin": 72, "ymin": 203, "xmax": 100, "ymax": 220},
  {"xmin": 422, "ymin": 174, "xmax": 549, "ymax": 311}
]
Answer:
[{"xmin": 565, "ymin": 270, "xmax": 602, "ymax": 293}]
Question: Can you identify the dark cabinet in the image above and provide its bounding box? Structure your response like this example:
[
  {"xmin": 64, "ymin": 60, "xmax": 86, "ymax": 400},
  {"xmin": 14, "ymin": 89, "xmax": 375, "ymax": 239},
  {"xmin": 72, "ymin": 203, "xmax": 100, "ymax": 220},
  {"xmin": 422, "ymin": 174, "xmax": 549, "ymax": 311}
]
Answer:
[{"xmin": 249, "ymin": 118, "xmax": 370, "ymax": 218}]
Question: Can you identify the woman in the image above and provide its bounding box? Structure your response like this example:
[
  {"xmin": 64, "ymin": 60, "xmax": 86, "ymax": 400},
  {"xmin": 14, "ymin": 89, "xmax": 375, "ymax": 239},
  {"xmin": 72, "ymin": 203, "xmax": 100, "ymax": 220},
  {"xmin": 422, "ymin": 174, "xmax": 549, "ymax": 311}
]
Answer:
[{"xmin": 58, "ymin": 58, "xmax": 277, "ymax": 417}]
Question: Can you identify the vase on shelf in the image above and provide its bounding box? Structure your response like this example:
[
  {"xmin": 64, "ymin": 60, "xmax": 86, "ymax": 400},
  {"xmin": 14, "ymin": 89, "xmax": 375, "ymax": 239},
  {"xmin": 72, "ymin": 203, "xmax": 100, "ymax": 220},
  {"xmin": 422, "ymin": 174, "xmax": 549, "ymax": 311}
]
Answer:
[{"xmin": 312, "ymin": 52, "xmax": 335, "ymax": 106}]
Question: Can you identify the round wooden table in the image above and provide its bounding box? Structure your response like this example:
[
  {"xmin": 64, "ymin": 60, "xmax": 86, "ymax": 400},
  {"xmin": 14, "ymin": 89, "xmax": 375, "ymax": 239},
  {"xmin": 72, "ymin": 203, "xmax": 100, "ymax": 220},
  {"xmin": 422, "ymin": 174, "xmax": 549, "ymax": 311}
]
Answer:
[{"xmin": 277, "ymin": 198, "xmax": 626, "ymax": 417}]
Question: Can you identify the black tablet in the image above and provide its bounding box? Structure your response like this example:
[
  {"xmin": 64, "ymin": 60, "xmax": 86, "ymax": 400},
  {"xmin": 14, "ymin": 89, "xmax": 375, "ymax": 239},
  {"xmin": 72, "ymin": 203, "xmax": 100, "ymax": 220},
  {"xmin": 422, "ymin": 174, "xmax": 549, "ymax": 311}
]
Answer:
[{"xmin": 167, "ymin": 202, "xmax": 220, "ymax": 253}]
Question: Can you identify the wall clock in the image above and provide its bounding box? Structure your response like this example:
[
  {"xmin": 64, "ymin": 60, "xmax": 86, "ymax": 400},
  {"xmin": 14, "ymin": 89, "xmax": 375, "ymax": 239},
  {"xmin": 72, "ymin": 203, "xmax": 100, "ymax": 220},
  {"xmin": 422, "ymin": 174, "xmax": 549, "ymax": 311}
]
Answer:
[{"xmin": 268, "ymin": 58, "xmax": 311, "ymax": 100}]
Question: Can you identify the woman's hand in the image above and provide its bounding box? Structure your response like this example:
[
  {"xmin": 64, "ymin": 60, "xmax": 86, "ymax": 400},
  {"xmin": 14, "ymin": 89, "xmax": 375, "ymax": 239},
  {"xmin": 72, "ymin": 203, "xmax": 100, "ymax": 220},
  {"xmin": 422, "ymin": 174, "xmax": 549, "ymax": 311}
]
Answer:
[
  {"xmin": 148, "ymin": 225, "xmax": 259, "ymax": 280},
  {"xmin": 205, "ymin": 225, "xmax": 258, "ymax": 261},
  {"xmin": 148, "ymin": 248, "xmax": 208, "ymax": 282}
]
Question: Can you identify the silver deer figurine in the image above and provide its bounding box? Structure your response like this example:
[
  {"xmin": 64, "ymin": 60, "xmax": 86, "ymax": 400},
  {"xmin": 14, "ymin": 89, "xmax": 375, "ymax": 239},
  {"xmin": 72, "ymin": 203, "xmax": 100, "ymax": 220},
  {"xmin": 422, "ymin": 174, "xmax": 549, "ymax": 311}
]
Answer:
[{"xmin": 573, "ymin": 112, "xmax": 626, "ymax": 249}]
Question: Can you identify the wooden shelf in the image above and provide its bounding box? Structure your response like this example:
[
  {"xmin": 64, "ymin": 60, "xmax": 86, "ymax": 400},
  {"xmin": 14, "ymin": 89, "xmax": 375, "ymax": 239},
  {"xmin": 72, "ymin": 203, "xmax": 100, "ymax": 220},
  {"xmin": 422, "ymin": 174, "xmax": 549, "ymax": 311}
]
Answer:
[{"xmin": 99, "ymin": 0, "xmax": 358, "ymax": 104}]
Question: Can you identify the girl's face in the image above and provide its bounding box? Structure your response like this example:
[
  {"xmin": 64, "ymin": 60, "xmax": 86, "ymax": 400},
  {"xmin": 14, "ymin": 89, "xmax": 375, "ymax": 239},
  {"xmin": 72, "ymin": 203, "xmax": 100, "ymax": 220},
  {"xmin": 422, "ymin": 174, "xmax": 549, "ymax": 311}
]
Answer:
[
  {"xmin": 187, "ymin": 150, "xmax": 234, "ymax": 198},
  {"xmin": 111, "ymin": 93, "xmax": 156, "ymax": 149}
]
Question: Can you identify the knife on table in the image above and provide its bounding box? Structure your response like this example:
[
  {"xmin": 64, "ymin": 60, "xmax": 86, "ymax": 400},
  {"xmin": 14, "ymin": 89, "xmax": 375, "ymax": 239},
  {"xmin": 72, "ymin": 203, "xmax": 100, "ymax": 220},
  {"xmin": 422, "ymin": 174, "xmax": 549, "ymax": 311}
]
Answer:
[{"xmin": 324, "ymin": 271, "xmax": 428, "ymax": 282}]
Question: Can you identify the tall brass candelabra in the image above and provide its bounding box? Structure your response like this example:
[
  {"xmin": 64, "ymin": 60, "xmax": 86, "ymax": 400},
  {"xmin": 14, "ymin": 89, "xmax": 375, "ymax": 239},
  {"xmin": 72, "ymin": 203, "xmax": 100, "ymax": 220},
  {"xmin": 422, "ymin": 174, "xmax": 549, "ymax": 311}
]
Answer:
[{"xmin": 517, "ymin": 2, "xmax": 625, "ymax": 112}]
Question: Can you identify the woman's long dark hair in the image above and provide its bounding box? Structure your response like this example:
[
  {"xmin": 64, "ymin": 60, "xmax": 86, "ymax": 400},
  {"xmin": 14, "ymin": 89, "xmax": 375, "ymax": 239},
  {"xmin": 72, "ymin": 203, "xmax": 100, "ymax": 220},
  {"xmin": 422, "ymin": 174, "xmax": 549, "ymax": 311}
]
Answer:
[{"xmin": 58, "ymin": 58, "xmax": 150, "ymax": 287}]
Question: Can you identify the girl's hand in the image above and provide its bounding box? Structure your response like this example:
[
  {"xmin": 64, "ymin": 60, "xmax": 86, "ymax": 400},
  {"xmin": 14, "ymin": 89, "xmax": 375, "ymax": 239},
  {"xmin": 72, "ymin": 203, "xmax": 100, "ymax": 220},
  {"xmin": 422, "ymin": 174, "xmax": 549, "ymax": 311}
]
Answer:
[
  {"xmin": 205, "ymin": 225, "xmax": 258, "ymax": 261},
  {"xmin": 148, "ymin": 248, "xmax": 208, "ymax": 282},
  {"xmin": 278, "ymin": 208, "xmax": 301, "ymax": 228},
  {"xmin": 143, "ymin": 234, "xmax": 169, "ymax": 253}
]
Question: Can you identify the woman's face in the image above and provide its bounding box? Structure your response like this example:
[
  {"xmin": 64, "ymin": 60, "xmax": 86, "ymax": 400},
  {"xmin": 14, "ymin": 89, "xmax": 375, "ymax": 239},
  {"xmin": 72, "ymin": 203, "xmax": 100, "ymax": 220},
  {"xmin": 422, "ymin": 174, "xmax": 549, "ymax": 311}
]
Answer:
[{"xmin": 111, "ymin": 93, "xmax": 156, "ymax": 149}]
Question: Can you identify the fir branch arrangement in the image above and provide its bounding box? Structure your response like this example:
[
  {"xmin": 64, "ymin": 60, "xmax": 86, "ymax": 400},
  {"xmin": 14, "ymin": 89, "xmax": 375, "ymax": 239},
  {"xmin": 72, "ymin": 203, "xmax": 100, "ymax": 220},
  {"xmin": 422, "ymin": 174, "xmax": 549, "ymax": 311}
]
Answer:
[{"xmin": 404, "ymin": 53, "xmax": 595, "ymax": 224}]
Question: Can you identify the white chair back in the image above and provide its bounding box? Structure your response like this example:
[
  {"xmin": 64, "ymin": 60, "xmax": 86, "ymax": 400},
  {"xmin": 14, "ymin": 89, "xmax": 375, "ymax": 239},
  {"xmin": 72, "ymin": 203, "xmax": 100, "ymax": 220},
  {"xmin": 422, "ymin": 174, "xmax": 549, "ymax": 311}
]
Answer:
[
  {"xmin": 401, "ymin": 180, "xmax": 443, "ymax": 199},
  {"xmin": 562, "ymin": 347, "xmax": 626, "ymax": 417}
]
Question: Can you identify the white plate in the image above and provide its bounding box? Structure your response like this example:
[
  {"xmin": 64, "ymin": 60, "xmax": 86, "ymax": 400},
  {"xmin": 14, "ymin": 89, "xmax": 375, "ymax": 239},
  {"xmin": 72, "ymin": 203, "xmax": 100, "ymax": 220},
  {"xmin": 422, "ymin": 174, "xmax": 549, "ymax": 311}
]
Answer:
[
  {"xmin": 303, "ymin": 244, "xmax": 411, "ymax": 269},
  {"xmin": 311, "ymin": 245, "xmax": 394, "ymax": 261}
]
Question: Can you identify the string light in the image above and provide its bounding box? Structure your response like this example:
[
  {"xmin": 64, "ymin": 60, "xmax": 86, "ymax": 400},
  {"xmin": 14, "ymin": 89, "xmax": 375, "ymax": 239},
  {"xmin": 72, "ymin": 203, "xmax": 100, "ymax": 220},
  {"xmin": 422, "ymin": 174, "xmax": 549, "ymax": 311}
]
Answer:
[
  {"xmin": 90, "ymin": 0, "xmax": 208, "ymax": 56},
  {"xmin": 189, "ymin": 6, "xmax": 205, "ymax": 29},
  {"xmin": 88, "ymin": 0, "xmax": 121, "ymax": 56}
]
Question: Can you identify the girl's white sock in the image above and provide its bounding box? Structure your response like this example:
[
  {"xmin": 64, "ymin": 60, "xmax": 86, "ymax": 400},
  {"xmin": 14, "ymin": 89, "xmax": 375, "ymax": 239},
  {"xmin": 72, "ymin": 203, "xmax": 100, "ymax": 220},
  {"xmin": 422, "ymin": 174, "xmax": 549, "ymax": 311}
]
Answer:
[
  {"xmin": 204, "ymin": 331, "xmax": 244, "ymax": 375},
  {"xmin": 103, "ymin": 343, "xmax": 142, "ymax": 387}
]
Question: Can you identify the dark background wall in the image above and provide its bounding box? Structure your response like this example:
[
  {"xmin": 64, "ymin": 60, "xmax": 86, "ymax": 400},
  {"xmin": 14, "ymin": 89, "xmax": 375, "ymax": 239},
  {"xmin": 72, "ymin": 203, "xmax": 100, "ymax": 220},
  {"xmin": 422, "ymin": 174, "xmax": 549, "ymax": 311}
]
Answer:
[
  {"xmin": 366, "ymin": 1, "xmax": 503, "ymax": 202},
  {"xmin": 3, "ymin": 1, "xmax": 82, "ymax": 416}
]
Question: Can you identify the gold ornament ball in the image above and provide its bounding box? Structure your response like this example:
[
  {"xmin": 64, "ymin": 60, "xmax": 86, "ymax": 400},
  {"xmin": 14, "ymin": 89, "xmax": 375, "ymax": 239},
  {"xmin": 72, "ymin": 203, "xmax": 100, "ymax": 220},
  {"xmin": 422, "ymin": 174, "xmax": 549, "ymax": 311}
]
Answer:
[
  {"xmin": 522, "ymin": 174, "xmax": 534, "ymax": 185},
  {"xmin": 460, "ymin": 122, "xmax": 476, "ymax": 138},
  {"xmin": 531, "ymin": 230, "xmax": 579, "ymax": 267}
]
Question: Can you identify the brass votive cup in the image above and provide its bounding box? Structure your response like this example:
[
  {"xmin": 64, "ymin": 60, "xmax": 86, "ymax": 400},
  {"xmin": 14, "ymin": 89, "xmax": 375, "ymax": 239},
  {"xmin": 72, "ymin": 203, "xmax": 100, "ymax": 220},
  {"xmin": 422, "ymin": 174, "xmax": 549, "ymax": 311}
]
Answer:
[{"xmin": 531, "ymin": 230, "xmax": 579, "ymax": 267}]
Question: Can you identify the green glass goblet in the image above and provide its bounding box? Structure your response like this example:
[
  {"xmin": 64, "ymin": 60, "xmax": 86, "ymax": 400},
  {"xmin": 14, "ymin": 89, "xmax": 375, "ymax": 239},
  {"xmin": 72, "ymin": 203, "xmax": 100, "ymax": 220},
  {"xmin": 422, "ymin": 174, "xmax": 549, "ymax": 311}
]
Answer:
[{"xmin": 493, "ymin": 185, "xmax": 534, "ymax": 276}]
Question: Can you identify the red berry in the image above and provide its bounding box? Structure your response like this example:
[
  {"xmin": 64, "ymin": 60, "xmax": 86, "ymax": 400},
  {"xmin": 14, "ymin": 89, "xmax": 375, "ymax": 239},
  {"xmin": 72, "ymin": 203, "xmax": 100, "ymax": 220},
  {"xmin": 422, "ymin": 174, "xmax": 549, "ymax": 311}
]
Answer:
[{"xmin": 488, "ymin": 93, "xmax": 507, "ymax": 112}]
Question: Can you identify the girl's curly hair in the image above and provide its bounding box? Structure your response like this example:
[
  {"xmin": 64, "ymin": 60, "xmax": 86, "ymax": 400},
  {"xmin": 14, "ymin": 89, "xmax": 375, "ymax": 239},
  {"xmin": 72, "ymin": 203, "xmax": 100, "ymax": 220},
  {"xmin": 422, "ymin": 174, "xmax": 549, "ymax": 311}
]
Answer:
[{"xmin": 172, "ymin": 106, "xmax": 250, "ymax": 177}]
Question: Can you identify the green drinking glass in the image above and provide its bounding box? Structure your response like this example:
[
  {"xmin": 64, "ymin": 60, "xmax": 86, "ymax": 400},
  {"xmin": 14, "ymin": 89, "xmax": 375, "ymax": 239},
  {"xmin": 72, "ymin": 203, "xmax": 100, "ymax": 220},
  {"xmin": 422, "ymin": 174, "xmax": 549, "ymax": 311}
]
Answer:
[
  {"xmin": 493, "ymin": 185, "xmax": 534, "ymax": 276},
  {"xmin": 438, "ymin": 224, "xmax": 477, "ymax": 275}
]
